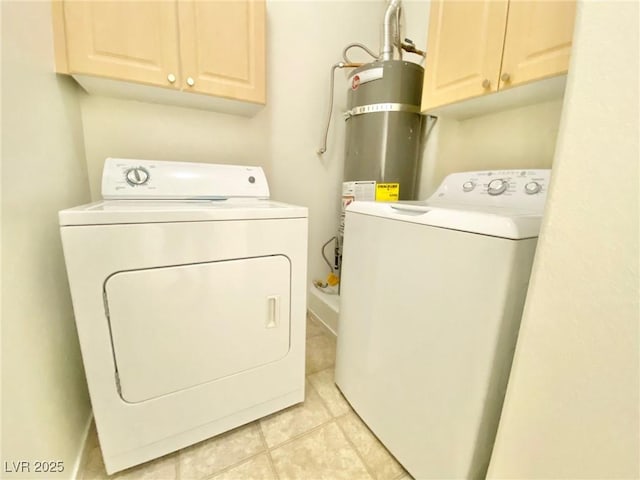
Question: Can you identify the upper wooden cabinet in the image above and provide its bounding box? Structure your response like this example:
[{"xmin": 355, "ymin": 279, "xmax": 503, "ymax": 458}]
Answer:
[
  {"xmin": 500, "ymin": 1, "xmax": 575, "ymax": 89},
  {"xmin": 177, "ymin": 0, "xmax": 265, "ymax": 103},
  {"xmin": 54, "ymin": 0, "xmax": 266, "ymax": 105},
  {"xmin": 421, "ymin": 0, "xmax": 576, "ymax": 112},
  {"xmin": 61, "ymin": 2, "xmax": 181, "ymax": 89}
]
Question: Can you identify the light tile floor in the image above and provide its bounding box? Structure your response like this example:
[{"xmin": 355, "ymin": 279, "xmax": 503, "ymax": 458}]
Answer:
[{"xmin": 80, "ymin": 314, "xmax": 412, "ymax": 480}]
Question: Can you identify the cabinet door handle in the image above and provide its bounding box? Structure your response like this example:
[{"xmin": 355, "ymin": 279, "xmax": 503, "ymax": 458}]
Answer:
[
  {"xmin": 501, "ymin": 72, "xmax": 511, "ymax": 83},
  {"xmin": 167, "ymin": 73, "xmax": 176, "ymax": 84},
  {"xmin": 482, "ymin": 79, "xmax": 491, "ymax": 89},
  {"xmin": 186, "ymin": 77, "xmax": 195, "ymax": 87}
]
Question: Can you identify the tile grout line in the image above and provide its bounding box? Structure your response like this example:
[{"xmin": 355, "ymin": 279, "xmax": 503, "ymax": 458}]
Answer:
[
  {"xmin": 195, "ymin": 363, "xmax": 337, "ymax": 478},
  {"xmin": 392, "ymin": 471, "xmax": 410, "ymax": 480},
  {"xmin": 264, "ymin": 414, "xmax": 336, "ymax": 453},
  {"xmin": 305, "ymin": 318, "xmax": 325, "ymax": 338},
  {"xmin": 265, "ymin": 449, "xmax": 280, "ymax": 480},
  {"xmin": 307, "ymin": 313, "xmax": 335, "ymax": 339},
  {"xmin": 305, "ymin": 369, "xmax": 331, "ymax": 411},
  {"xmin": 334, "ymin": 412, "xmax": 411, "ymax": 480},
  {"xmin": 255, "ymin": 375, "xmax": 336, "ymax": 455},
  {"xmin": 88, "ymin": 321, "xmax": 345, "ymax": 480},
  {"xmin": 257, "ymin": 418, "xmax": 280, "ymax": 480},
  {"xmin": 176, "ymin": 322, "xmax": 338, "ymax": 480},
  {"xmin": 175, "ymin": 451, "xmax": 181, "ymax": 480},
  {"xmin": 334, "ymin": 415, "xmax": 378, "ymax": 480},
  {"xmin": 199, "ymin": 451, "xmax": 266, "ymax": 480},
  {"xmin": 307, "ymin": 367, "xmax": 354, "ymax": 418},
  {"xmin": 192, "ymin": 423, "xmax": 268, "ymax": 480}
]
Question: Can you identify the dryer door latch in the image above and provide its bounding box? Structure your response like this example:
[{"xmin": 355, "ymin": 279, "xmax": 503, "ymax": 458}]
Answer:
[{"xmin": 266, "ymin": 296, "xmax": 280, "ymax": 329}]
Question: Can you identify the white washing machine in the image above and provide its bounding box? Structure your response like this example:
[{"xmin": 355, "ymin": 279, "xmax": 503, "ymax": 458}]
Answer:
[
  {"xmin": 335, "ymin": 169, "xmax": 550, "ymax": 480},
  {"xmin": 59, "ymin": 158, "xmax": 308, "ymax": 474}
]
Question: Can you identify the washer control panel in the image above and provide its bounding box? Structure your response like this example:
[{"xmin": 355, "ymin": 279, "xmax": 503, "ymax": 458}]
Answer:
[
  {"xmin": 102, "ymin": 158, "xmax": 270, "ymax": 200},
  {"xmin": 428, "ymin": 169, "xmax": 551, "ymax": 209}
]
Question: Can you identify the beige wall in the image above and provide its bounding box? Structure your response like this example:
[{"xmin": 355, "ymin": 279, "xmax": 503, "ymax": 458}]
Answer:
[
  {"xmin": 419, "ymin": 99, "xmax": 564, "ymax": 197},
  {"xmin": 1, "ymin": 1, "xmax": 92, "ymax": 478},
  {"xmin": 488, "ymin": 1, "xmax": 639, "ymax": 477},
  {"xmin": 79, "ymin": 1, "xmax": 387, "ymax": 284},
  {"xmin": 79, "ymin": 95, "xmax": 271, "ymax": 200},
  {"xmin": 413, "ymin": 0, "xmax": 565, "ymax": 198},
  {"xmin": 77, "ymin": 1, "xmax": 439, "ymax": 284}
]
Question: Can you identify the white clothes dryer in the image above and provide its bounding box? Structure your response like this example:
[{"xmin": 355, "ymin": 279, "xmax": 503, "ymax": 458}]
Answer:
[
  {"xmin": 60, "ymin": 159, "xmax": 308, "ymax": 474},
  {"xmin": 335, "ymin": 169, "xmax": 550, "ymax": 480}
]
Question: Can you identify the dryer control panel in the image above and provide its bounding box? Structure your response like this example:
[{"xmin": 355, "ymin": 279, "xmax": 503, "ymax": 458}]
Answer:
[
  {"xmin": 428, "ymin": 169, "xmax": 550, "ymax": 210},
  {"xmin": 102, "ymin": 158, "xmax": 270, "ymax": 200}
]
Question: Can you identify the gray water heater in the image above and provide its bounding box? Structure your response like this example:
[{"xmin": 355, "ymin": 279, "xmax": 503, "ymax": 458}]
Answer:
[
  {"xmin": 314, "ymin": 0, "xmax": 428, "ymax": 285},
  {"xmin": 344, "ymin": 60, "xmax": 424, "ymax": 200}
]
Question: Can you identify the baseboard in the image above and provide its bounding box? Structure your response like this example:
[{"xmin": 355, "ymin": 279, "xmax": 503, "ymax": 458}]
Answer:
[
  {"xmin": 71, "ymin": 412, "xmax": 93, "ymax": 480},
  {"xmin": 307, "ymin": 283, "xmax": 339, "ymax": 335}
]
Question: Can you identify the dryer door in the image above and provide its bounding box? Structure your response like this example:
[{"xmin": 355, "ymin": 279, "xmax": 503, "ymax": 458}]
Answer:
[{"xmin": 105, "ymin": 255, "xmax": 291, "ymax": 403}]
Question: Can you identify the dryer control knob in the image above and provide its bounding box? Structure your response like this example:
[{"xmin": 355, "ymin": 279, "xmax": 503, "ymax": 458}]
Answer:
[
  {"xmin": 462, "ymin": 181, "xmax": 475, "ymax": 192},
  {"xmin": 487, "ymin": 179, "xmax": 507, "ymax": 196},
  {"xmin": 525, "ymin": 181, "xmax": 542, "ymax": 194},
  {"xmin": 125, "ymin": 167, "xmax": 150, "ymax": 186}
]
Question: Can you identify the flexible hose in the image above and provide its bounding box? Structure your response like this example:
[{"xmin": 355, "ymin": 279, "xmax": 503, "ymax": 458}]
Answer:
[
  {"xmin": 342, "ymin": 43, "xmax": 378, "ymax": 64},
  {"xmin": 317, "ymin": 63, "xmax": 341, "ymax": 155},
  {"xmin": 321, "ymin": 236, "xmax": 337, "ymax": 272},
  {"xmin": 317, "ymin": 62, "xmax": 362, "ymax": 156}
]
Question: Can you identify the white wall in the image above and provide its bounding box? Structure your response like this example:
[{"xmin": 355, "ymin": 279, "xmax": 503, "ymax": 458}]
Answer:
[
  {"xmin": 488, "ymin": 1, "xmax": 639, "ymax": 477},
  {"xmin": 1, "ymin": 1, "xmax": 92, "ymax": 478}
]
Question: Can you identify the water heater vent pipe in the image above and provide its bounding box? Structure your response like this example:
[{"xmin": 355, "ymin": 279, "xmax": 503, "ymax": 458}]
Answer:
[{"xmin": 381, "ymin": 0, "xmax": 402, "ymax": 61}]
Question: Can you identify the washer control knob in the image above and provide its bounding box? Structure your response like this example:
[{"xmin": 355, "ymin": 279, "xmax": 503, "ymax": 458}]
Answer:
[
  {"xmin": 125, "ymin": 167, "xmax": 150, "ymax": 186},
  {"xmin": 487, "ymin": 178, "xmax": 508, "ymax": 196},
  {"xmin": 525, "ymin": 181, "xmax": 542, "ymax": 195},
  {"xmin": 462, "ymin": 181, "xmax": 475, "ymax": 192}
]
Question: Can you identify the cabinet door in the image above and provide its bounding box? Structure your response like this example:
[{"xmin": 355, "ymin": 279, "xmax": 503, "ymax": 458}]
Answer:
[
  {"xmin": 63, "ymin": 2, "xmax": 180, "ymax": 88},
  {"xmin": 178, "ymin": 0, "xmax": 266, "ymax": 104},
  {"xmin": 421, "ymin": 0, "xmax": 509, "ymax": 111},
  {"xmin": 500, "ymin": 1, "xmax": 576, "ymax": 89}
]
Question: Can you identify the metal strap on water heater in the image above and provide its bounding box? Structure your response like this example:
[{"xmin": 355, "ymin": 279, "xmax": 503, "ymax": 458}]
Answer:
[{"xmin": 344, "ymin": 102, "xmax": 420, "ymax": 120}]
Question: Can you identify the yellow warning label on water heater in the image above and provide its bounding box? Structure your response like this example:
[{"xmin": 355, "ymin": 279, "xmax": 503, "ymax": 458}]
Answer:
[{"xmin": 375, "ymin": 183, "xmax": 400, "ymax": 202}]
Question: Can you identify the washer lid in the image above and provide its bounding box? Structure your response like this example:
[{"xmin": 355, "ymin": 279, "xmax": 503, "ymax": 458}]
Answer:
[
  {"xmin": 59, "ymin": 199, "xmax": 307, "ymax": 226},
  {"xmin": 344, "ymin": 168, "xmax": 551, "ymax": 239},
  {"xmin": 345, "ymin": 201, "xmax": 543, "ymax": 239}
]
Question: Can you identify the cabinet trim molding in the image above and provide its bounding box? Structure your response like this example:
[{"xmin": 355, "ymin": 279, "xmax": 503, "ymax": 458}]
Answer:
[{"xmin": 52, "ymin": 0, "xmax": 69, "ymax": 73}]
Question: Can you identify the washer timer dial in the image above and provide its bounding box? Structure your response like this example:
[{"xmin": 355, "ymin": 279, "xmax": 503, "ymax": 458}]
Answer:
[
  {"xmin": 487, "ymin": 178, "xmax": 508, "ymax": 196},
  {"xmin": 125, "ymin": 167, "xmax": 150, "ymax": 186}
]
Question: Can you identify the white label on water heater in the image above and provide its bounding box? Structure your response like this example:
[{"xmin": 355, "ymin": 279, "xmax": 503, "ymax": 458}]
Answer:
[
  {"xmin": 350, "ymin": 67, "xmax": 383, "ymax": 90},
  {"xmin": 340, "ymin": 181, "xmax": 376, "ymax": 234}
]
